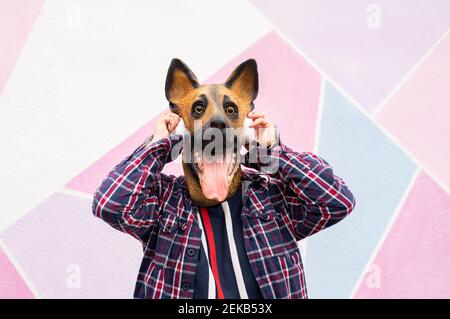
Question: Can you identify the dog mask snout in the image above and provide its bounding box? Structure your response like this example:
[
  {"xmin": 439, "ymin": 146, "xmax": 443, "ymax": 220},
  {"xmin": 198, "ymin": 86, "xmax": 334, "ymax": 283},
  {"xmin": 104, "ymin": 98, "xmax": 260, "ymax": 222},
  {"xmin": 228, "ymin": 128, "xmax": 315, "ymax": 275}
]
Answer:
[{"xmin": 207, "ymin": 116, "xmax": 228, "ymax": 130}]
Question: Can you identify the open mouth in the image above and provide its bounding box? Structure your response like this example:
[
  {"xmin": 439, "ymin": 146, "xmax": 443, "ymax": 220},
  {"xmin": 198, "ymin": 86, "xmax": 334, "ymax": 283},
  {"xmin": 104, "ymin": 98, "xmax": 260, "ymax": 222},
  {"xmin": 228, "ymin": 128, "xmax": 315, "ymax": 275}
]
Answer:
[{"xmin": 189, "ymin": 137, "xmax": 240, "ymax": 202}]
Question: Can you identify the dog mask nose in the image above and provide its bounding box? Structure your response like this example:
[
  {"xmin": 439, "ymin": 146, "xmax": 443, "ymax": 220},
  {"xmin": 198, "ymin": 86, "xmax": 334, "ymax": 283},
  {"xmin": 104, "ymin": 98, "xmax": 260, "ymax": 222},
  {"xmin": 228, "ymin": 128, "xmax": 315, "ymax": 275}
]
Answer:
[{"xmin": 208, "ymin": 116, "xmax": 228, "ymax": 130}]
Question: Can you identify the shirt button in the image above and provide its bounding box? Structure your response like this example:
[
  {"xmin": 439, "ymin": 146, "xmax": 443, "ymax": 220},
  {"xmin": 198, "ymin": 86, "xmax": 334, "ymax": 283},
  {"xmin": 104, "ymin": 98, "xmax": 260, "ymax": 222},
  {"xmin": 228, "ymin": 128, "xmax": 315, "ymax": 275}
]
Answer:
[
  {"xmin": 187, "ymin": 248, "xmax": 195, "ymax": 257},
  {"xmin": 179, "ymin": 222, "xmax": 187, "ymax": 231},
  {"xmin": 181, "ymin": 283, "xmax": 190, "ymax": 291}
]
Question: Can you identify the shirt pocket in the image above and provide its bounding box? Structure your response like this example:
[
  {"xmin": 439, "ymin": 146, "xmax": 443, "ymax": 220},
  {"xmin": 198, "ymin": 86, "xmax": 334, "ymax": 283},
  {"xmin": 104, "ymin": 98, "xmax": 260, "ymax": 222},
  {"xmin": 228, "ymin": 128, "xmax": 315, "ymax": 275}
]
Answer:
[
  {"xmin": 246, "ymin": 205, "xmax": 296, "ymax": 258},
  {"xmin": 154, "ymin": 211, "xmax": 179, "ymax": 268},
  {"xmin": 245, "ymin": 193, "xmax": 279, "ymax": 221},
  {"xmin": 245, "ymin": 212, "xmax": 288, "ymax": 256},
  {"xmin": 158, "ymin": 211, "xmax": 179, "ymax": 233}
]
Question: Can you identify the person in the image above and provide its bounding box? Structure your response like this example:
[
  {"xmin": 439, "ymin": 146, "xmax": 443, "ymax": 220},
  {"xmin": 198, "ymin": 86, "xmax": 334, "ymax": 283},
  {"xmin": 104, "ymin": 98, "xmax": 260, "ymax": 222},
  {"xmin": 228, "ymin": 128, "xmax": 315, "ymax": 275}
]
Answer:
[{"xmin": 92, "ymin": 59, "xmax": 355, "ymax": 299}]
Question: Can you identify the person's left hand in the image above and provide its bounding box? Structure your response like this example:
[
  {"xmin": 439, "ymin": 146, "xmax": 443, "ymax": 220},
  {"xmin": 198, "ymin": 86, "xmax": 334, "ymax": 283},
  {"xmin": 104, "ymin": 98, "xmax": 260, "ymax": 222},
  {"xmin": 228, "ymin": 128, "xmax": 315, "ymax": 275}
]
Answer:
[{"xmin": 247, "ymin": 111, "xmax": 277, "ymax": 147}]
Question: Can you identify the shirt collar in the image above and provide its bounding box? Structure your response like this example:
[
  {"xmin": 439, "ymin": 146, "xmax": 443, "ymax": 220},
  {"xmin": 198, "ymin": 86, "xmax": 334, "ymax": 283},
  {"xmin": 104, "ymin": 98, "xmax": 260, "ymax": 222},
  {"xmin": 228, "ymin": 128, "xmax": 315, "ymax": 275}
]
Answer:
[{"xmin": 240, "ymin": 165, "xmax": 264, "ymax": 182}]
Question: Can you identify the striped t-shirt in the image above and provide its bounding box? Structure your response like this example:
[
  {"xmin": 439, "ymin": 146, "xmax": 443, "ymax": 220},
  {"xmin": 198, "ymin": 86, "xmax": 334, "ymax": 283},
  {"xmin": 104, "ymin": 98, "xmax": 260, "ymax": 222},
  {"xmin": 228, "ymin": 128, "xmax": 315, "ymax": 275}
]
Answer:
[{"xmin": 194, "ymin": 189, "xmax": 263, "ymax": 299}]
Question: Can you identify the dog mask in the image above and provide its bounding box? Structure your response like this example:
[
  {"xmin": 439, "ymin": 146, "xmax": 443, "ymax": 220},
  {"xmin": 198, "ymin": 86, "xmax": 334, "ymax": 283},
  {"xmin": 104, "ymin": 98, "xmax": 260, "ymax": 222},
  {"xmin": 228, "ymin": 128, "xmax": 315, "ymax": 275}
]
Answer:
[{"xmin": 165, "ymin": 58, "xmax": 258, "ymax": 207}]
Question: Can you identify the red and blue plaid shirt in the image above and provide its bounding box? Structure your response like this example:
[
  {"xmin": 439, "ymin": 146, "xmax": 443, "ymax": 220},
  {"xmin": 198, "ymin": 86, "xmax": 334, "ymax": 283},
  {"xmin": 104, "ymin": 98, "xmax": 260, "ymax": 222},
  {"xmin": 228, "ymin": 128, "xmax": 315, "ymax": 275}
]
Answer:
[{"xmin": 92, "ymin": 134, "xmax": 355, "ymax": 299}]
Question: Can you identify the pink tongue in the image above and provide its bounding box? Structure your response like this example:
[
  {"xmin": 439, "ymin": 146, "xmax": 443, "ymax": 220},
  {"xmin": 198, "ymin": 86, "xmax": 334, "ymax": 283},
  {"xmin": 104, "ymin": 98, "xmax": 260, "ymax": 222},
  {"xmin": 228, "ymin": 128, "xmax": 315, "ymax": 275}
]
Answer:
[{"xmin": 200, "ymin": 161, "xmax": 229, "ymax": 202}]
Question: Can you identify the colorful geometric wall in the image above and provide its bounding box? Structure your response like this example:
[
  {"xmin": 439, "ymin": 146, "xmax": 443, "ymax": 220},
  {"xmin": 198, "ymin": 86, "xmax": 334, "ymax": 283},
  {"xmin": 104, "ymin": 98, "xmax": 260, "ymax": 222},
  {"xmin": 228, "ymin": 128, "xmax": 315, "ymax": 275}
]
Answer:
[{"xmin": 0, "ymin": 0, "xmax": 449, "ymax": 298}]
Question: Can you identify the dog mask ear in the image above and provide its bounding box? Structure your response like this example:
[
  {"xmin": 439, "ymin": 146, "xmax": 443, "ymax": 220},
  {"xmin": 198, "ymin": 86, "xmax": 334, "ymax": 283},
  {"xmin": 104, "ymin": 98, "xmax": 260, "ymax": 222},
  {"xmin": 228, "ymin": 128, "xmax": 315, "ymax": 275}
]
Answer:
[
  {"xmin": 165, "ymin": 58, "xmax": 199, "ymax": 112},
  {"xmin": 224, "ymin": 59, "xmax": 258, "ymax": 108}
]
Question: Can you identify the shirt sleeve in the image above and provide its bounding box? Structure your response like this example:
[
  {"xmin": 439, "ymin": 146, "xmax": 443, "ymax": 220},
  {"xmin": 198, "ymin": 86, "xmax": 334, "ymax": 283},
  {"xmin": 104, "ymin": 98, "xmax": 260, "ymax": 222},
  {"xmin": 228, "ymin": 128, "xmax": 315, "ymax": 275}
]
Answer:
[
  {"xmin": 91, "ymin": 134, "xmax": 183, "ymax": 244},
  {"xmin": 245, "ymin": 141, "xmax": 356, "ymax": 241}
]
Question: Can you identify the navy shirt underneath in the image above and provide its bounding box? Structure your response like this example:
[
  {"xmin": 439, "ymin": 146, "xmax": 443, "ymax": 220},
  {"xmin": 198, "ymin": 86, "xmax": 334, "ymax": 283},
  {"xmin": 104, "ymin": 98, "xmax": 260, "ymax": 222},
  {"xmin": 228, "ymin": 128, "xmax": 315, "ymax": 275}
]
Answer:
[{"xmin": 193, "ymin": 189, "xmax": 262, "ymax": 299}]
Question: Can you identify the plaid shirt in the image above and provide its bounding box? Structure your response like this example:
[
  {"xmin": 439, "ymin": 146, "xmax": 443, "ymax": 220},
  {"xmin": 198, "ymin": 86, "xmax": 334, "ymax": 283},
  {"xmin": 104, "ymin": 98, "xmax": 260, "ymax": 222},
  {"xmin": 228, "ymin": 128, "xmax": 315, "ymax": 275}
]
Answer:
[{"xmin": 92, "ymin": 134, "xmax": 355, "ymax": 299}]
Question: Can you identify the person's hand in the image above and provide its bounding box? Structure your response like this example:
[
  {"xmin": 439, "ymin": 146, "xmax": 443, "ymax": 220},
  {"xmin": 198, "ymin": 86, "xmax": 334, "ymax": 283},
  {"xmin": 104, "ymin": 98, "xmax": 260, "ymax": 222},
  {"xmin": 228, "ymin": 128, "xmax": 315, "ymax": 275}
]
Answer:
[
  {"xmin": 247, "ymin": 111, "xmax": 277, "ymax": 147},
  {"xmin": 152, "ymin": 111, "xmax": 181, "ymax": 142}
]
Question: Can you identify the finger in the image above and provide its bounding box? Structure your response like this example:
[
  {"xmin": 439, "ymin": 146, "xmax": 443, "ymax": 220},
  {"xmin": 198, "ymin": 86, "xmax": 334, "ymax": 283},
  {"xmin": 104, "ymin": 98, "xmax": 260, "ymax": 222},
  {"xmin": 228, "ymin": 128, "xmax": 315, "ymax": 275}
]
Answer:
[
  {"xmin": 162, "ymin": 109, "xmax": 172, "ymax": 116},
  {"xmin": 162, "ymin": 113, "xmax": 173, "ymax": 122},
  {"xmin": 170, "ymin": 113, "xmax": 181, "ymax": 122},
  {"xmin": 163, "ymin": 113, "xmax": 178, "ymax": 126},
  {"xmin": 170, "ymin": 113, "xmax": 180, "ymax": 122},
  {"xmin": 168, "ymin": 116, "xmax": 181, "ymax": 132},
  {"xmin": 247, "ymin": 113, "xmax": 266, "ymax": 120},
  {"xmin": 247, "ymin": 112, "xmax": 267, "ymax": 119},
  {"xmin": 167, "ymin": 118, "xmax": 176, "ymax": 132},
  {"xmin": 168, "ymin": 120, "xmax": 176, "ymax": 132},
  {"xmin": 168, "ymin": 114, "xmax": 181, "ymax": 126},
  {"xmin": 249, "ymin": 118, "xmax": 270, "ymax": 128}
]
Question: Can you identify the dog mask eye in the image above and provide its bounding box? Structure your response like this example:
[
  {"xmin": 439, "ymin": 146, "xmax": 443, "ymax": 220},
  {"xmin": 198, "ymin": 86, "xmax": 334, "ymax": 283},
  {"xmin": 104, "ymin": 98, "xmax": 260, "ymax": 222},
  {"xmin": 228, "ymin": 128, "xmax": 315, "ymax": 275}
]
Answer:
[
  {"xmin": 193, "ymin": 102, "xmax": 205, "ymax": 114},
  {"xmin": 224, "ymin": 104, "xmax": 236, "ymax": 115}
]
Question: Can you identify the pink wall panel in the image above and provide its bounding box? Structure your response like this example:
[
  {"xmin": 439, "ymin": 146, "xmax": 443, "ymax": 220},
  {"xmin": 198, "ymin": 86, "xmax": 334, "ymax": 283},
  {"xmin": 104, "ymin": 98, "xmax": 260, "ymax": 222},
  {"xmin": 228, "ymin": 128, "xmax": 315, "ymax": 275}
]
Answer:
[{"xmin": 355, "ymin": 172, "xmax": 450, "ymax": 298}]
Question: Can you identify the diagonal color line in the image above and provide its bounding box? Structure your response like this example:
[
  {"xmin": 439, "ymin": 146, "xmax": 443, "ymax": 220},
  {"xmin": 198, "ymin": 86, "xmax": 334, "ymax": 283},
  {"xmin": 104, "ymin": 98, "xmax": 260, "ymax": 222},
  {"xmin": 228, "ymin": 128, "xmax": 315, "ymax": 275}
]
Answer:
[
  {"xmin": 0, "ymin": 238, "xmax": 41, "ymax": 298},
  {"xmin": 248, "ymin": 9, "xmax": 450, "ymax": 194},
  {"xmin": 372, "ymin": 121, "xmax": 450, "ymax": 195},
  {"xmin": 348, "ymin": 167, "xmax": 421, "ymax": 298},
  {"xmin": 58, "ymin": 187, "xmax": 94, "ymax": 200},
  {"xmin": 372, "ymin": 26, "xmax": 450, "ymax": 115},
  {"xmin": 298, "ymin": 77, "xmax": 328, "ymax": 262},
  {"xmin": 248, "ymin": 1, "xmax": 376, "ymax": 113},
  {"xmin": 0, "ymin": 0, "xmax": 45, "ymax": 95},
  {"xmin": 313, "ymin": 77, "xmax": 326, "ymax": 154}
]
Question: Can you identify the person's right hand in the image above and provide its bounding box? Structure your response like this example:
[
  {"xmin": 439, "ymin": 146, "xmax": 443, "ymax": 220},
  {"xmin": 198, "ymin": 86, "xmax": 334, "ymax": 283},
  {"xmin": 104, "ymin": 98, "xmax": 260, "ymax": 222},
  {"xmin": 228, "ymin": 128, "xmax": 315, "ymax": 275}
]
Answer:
[{"xmin": 152, "ymin": 111, "xmax": 181, "ymax": 142}]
